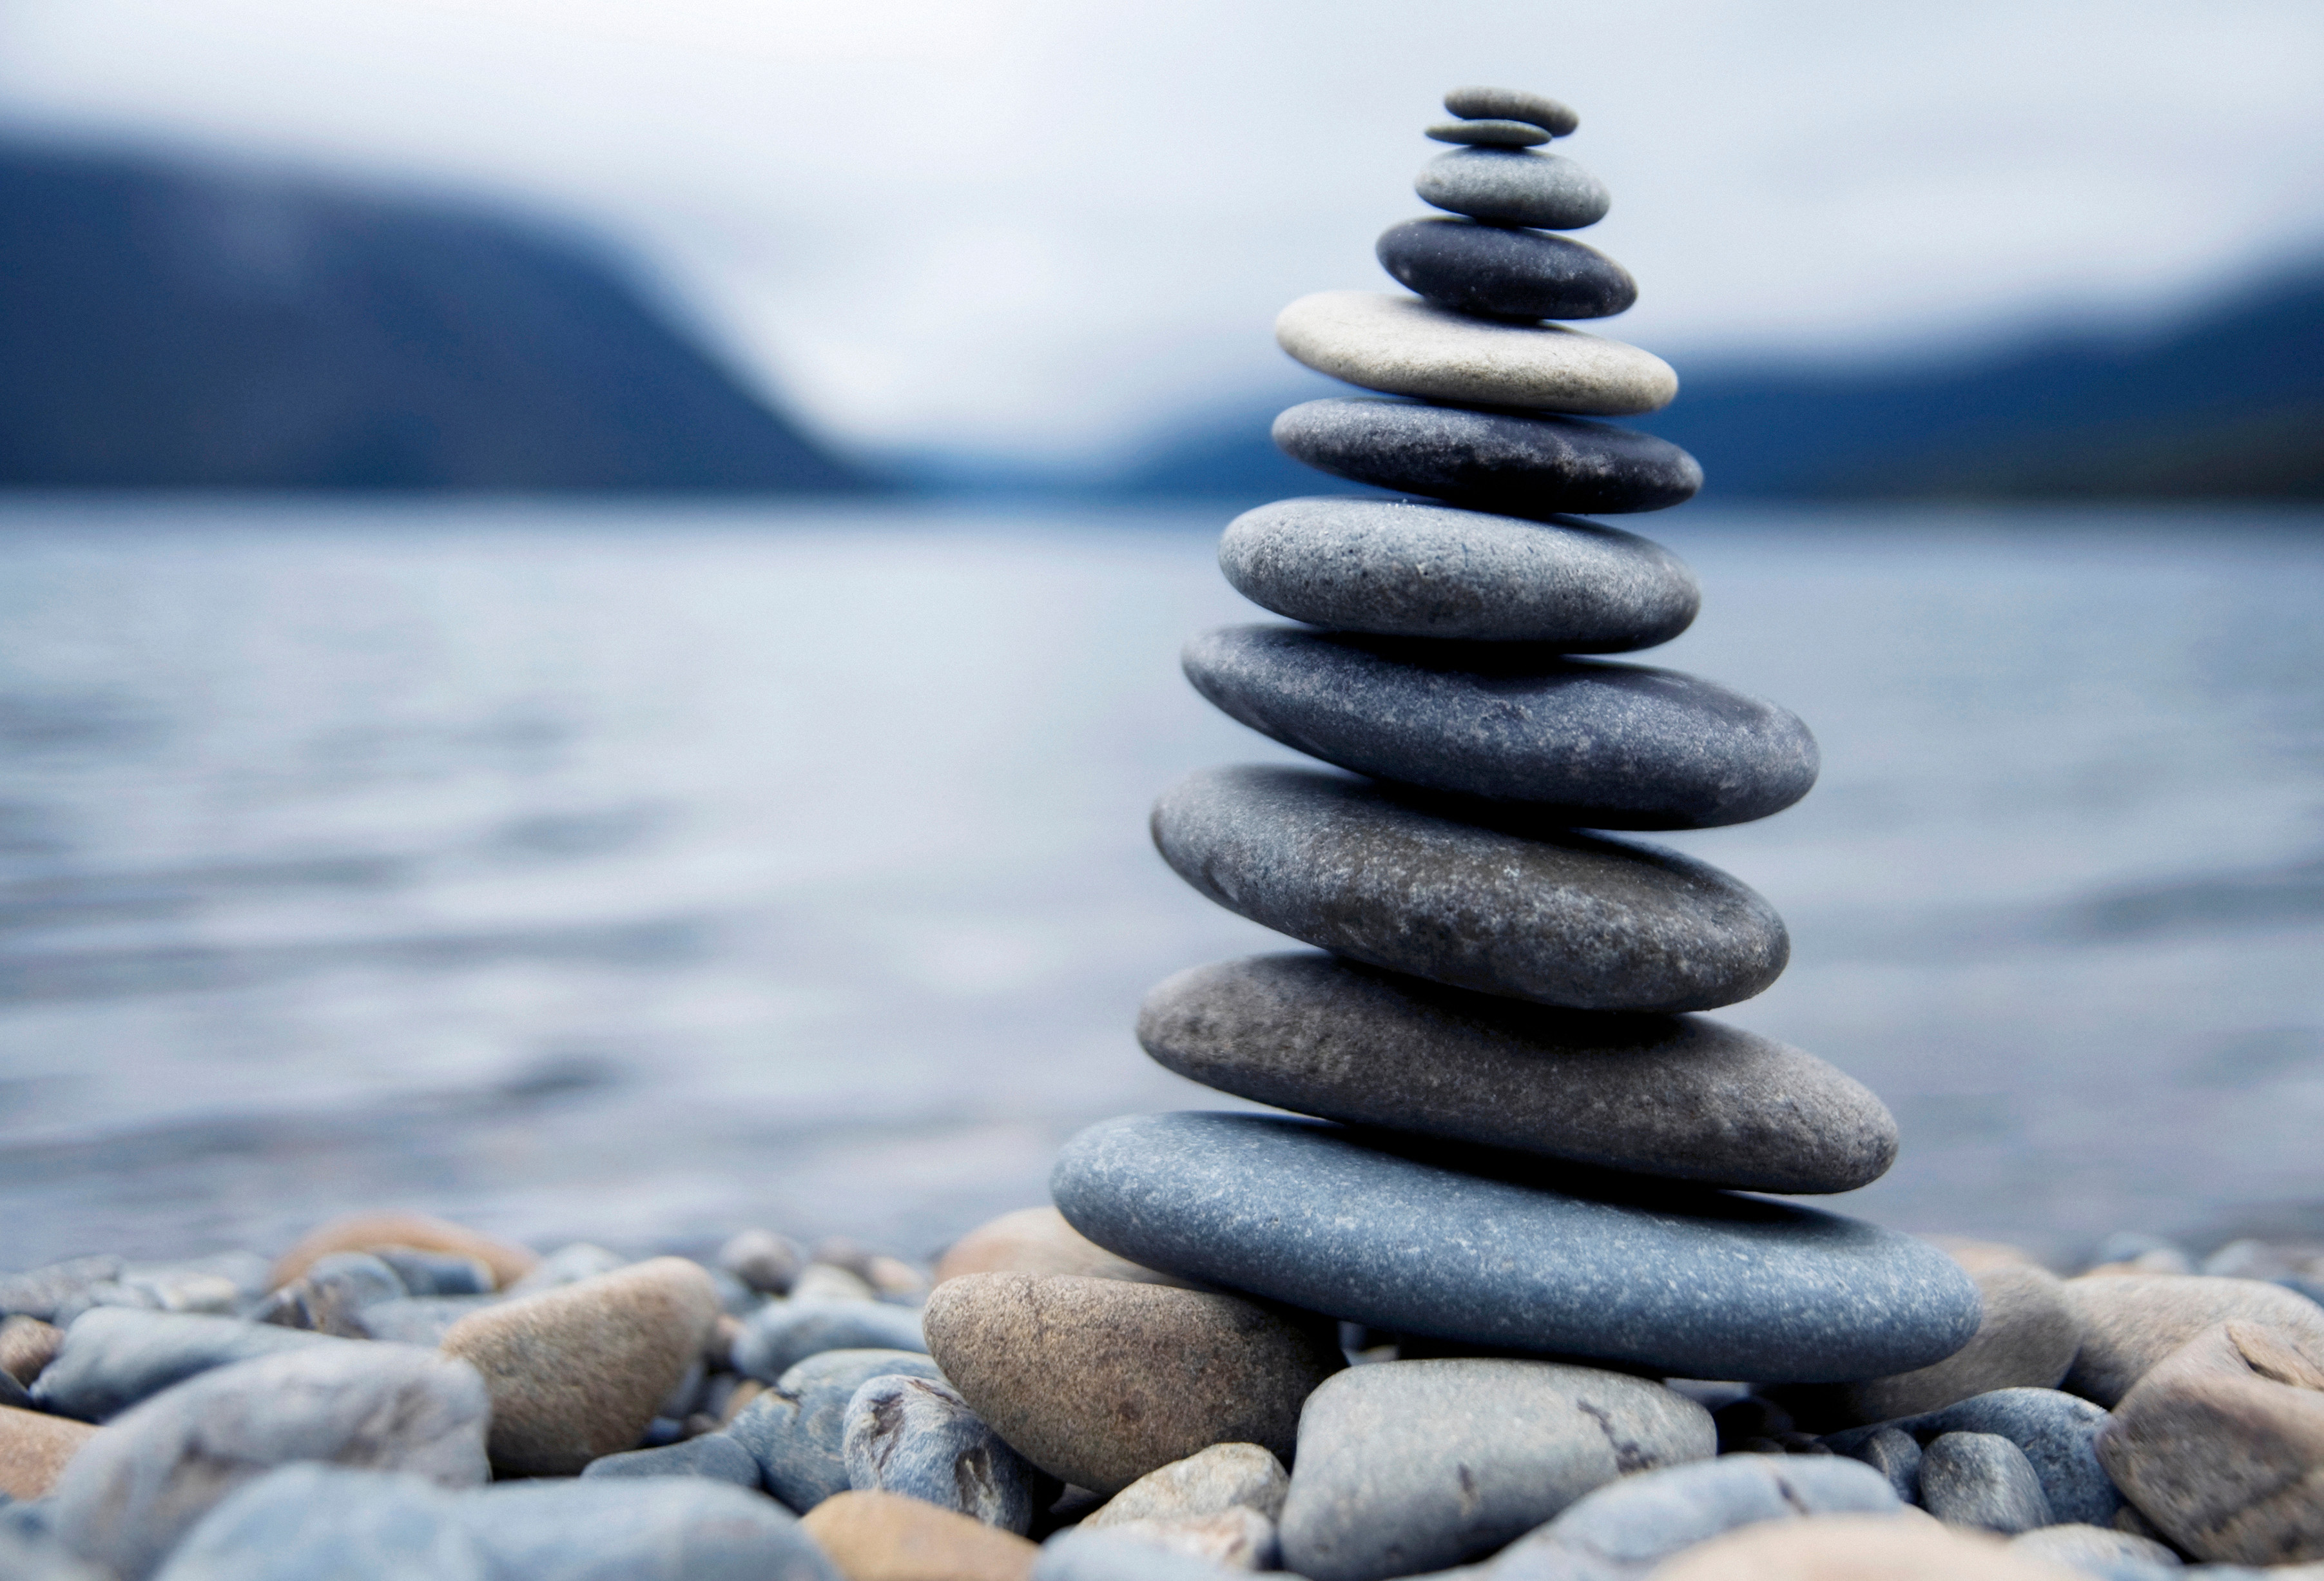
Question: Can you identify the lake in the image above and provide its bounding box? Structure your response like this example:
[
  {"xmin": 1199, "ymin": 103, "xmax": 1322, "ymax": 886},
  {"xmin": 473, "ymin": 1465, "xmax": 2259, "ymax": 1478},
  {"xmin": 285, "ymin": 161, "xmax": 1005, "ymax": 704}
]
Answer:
[{"xmin": 1, "ymin": 498, "xmax": 2319, "ymax": 1269}]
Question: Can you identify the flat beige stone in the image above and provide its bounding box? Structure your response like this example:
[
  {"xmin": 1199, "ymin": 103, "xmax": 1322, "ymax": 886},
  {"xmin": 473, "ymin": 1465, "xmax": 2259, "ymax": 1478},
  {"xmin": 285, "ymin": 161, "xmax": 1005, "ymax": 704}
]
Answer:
[
  {"xmin": 2064, "ymin": 1275, "xmax": 2324, "ymax": 1405},
  {"xmin": 0, "ymin": 1402, "xmax": 94, "ymax": 1499},
  {"xmin": 0, "ymin": 1315, "xmax": 62, "ymax": 1386},
  {"xmin": 801, "ymin": 1489, "xmax": 1037, "ymax": 1581},
  {"xmin": 934, "ymin": 1207, "xmax": 1191, "ymax": 1288},
  {"xmin": 1275, "ymin": 291, "xmax": 1676, "ymax": 415},
  {"xmin": 441, "ymin": 1255, "xmax": 720, "ymax": 1476},
  {"xmin": 271, "ymin": 1211, "xmax": 537, "ymax": 1290},
  {"xmin": 1834, "ymin": 1265, "xmax": 2081, "ymax": 1421},
  {"xmin": 1650, "ymin": 1511, "xmax": 2084, "ymax": 1580}
]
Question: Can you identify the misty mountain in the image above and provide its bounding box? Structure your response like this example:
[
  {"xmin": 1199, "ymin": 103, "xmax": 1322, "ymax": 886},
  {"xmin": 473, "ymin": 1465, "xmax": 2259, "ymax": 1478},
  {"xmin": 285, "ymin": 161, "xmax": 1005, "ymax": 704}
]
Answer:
[
  {"xmin": 0, "ymin": 141, "xmax": 869, "ymax": 491},
  {"xmin": 1109, "ymin": 267, "xmax": 2324, "ymax": 505}
]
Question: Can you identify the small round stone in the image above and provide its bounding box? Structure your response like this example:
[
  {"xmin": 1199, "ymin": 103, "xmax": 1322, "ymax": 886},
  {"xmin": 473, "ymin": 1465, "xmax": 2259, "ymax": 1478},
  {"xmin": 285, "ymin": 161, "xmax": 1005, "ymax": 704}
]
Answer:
[
  {"xmin": 1444, "ymin": 86, "xmax": 1579, "ymax": 137},
  {"xmin": 1150, "ymin": 765, "xmax": 1788, "ymax": 1013},
  {"xmin": 1920, "ymin": 1432, "xmax": 2054, "ymax": 1535},
  {"xmin": 1182, "ymin": 625, "xmax": 1820, "ymax": 828},
  {"xmin": 269, "ymin": 1211, "xmax": 537, "ymax": 1292},
  {"xmin": 1822, "ymin": 1388, "xmax": 2122, "ymax": 1529},
  {"xmin": 1051, "ymin": 1112, "xmax": 1984, "ymax": 1383},
  {"xmin": 1136, "ymin": 953, "xmax": 1896, "ymax": 1194},
  {"xmin": 1272, "ymin": 400, "xmax": 1701, "ymax": 516},
  {"xmin": 1379, "ymin": 219, "xmax": 1634, "ymax": 320},
  {"xmin": 1416, "ymin": 148, "xmax": 1609, "ymax": 229},
  {"xmin": 1276, "ymin": 293, "xmax": 1671, "ymax": 414},
  {"xmin": 1423, "ymin": 119, "xmax": 1548, "ymax": 147},
  {"xmin": 933, "ymin": 1207, "xmax": 1192, "ymax": 1290},
  {"xmin": 921, "ymin": 1272, "xmax": 1342, "ymax": 1495},
  {"xmin": 801, "ymin": 1491, "xmax": 1038, "ymax": 1581}
]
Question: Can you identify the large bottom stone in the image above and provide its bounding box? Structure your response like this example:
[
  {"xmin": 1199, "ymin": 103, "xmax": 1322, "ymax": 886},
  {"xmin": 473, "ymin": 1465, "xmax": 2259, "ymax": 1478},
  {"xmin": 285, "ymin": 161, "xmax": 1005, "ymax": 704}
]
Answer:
[{"xmin": 1052, "ymin": 1112, "xmax": 1982, "ymax": 1384}]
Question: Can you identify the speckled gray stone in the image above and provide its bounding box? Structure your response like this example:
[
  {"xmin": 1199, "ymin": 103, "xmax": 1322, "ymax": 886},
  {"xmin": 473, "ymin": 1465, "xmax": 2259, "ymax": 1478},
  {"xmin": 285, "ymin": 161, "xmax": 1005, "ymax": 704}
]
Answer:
[
  {"xmin": 1136, "ymin": 953, "xmax": 1895, "ymax": 1194},
  {"xmin": 1424, "ymin": 119, "xmax": 1549, "ymax": 148},
  {"xmin": 1272, "ymin": 400, "xmax": 1701, "ymax": 516},
  {"xmin": 1183, "ymin": 626, "xmax": 1819, "ymax": 829},
  {"xmin": 1444, "ymin": 87, "xmax": 1578, "ymax": 138},
  {"xmin": 730, "ymin": 1299, "xmax": 926, "ymax": 1384},
  {"xmin": 1036, "ymin": 1528, "xmax": 1251, "ymax": 1581},
  {"xmin": 1824, "ymin": 1388, "xmax": 2123, "ymax": 1528},
  {"xmin": 726, "ymin": 1348, "xmax": 945, "ymax": 1513},
  {"xmin": 1417, "ymin": 148, "xmax": 1609, "ymax": 229},
  {"xmin": 581, "ymin": 1432, "xmax": 762, "ymax": 1486},
  {"xmin": 1920, "ymin": 1432, "xmax": 2054, "ymax": 1534},
  {"xmin": 1486, "ymin": 1455, "xmax": 1901, "ymax": 1581},
  {"xmin": 842, "ymin": 1373, "xmax": 1040, "ymax": 1533},
  {"xmin": 31, "ymin": 1309, "xmax": 344, "ymax": 1422},
  {"xmin": 1051, "ymin": 1112, "xmax": 1984, "ymax": 1382},
  {"xmin": 1848, "ymin": 1426, "xmax": 1925, "ymax": 1504},
  {"xmin": 1218, "ymin": 498, "xmax": 1697, "ymax": 646},
  {"xmin": 1379, "ymin": 220, "xmax": 1634, "ymax": 320},
  {"xmin": 1278, "ymin": 1359, "xmax": 1712, "ymax": 1581},
  {"xmin": 1149, "ymin": 766, "xmax": 1789, "ymax": 1013},
  {"xmin": 1277, "ymin": 293, "xmax": 1672, "ymax": 414}
]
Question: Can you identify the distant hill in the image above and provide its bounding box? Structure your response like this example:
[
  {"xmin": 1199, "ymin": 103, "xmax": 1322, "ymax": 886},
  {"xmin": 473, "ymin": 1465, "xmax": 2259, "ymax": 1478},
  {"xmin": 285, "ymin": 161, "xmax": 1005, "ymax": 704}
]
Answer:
[
  {"xmin": 1099, "ymin": 266, "xmax": 2324, "ymax": 505},
  {"xmin": 0, "ymin": 141, "xmax": 871, "ymax": 491}
]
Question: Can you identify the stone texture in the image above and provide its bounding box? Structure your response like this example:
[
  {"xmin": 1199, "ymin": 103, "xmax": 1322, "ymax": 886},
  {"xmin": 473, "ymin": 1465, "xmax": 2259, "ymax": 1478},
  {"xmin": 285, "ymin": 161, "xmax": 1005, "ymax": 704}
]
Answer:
[
  {"xmin": 1484, "ymin": 1454, "xmax": 1901, "ymax": 1580},
  {"xmin": 1847, "ymin": 1426, "xmax": 1924, "ymax": 1503},
  {"xmin": 842, "ymin": 1373, "xmax": 1040, "ymax": 1533},
  {"xmin": 1820, "ymin": 1265, "xmax": 2081, "ymax": 1422},
  {"xmin": 1150, "ymin": 766, "xmax": 1789, "ymax": 1013},
  {"xmin": 368, "ymin": 1247, "xmax": 494, "ymax": 1297},
  {"xmin": 31, "ymin": 1308, "xmax": 342, "ymax": 1422},
  {"xmin": 0, "ymin": 1315, "xmax": 63, "ymax": 1384},
  {"xmin": 722, "ymin": 1229, "xmax": 808, "ymax": 1295},
  {"xmin": 1279, "ymin": 1359, "xmax": 1712, "ymax": 1581},
  {"xmin": 2064, "ymin": 1276, "xmax": 2324, "ymax": 1406},
  {"xmin": 1651, "ymin": 1512, "xmax": 2085, "ymax": 1581},
  {"xmin": 440, "ymin": 1254, "xmax": 722, "ymax": 1477},
  {"xmin": 921, "ymin": 1272, "xmax": 1341, "ymax": 1495},
  {"xmin": 52, "ymin": 1342, "xmax": 489, "ymax": 1581},
  {"xmin": 733, "ymin": 1298, "xmax": 928, "ymax": 1383},
  {"xmin": 1219, "ymin": 498, "xmax": 1696, "ymax": 648},
  {"xmin": 1825, "ymin": 1388, "xmax": 2123, "ymax": 1528},
  {"xmin": 2009, "ymin": 1522, "xmax": 2184, "ymax": 1573},
  {"xmin": 1096, "ymin": 1509, "xmax": 1275, "ymax": 1569},
  {"xmin": 0, "ymin": 1257, "xmax": 126, "ymax": 1323},
  {"xmin": 150, "ymin": 1467, "xmax": 487, "ymax": 1581},
  {"xmin": 1085, "ymin": 1443, "xmax": 1288, "ymax": 1528},
  {"xmin": 1276, "ymin": 293, "xmax": 1671, "ymax": 414},
  {"xmin": 251, "ymin": 1250, "xmax": 405, "ymax": 1336},
  {"xmin": 802, "ymin": 1489, "xmax": 1038, "ymax": 1581},
  {"xmin": 728, "ymin": 1348, "xmax": 946, "ymax": 1512},
  {"xmin": 1054, "ymin": 1112, "xmax": 1981, "ymax": 1382},
  {"xmin": 1921, "ymin": 1431, "xmax": 2055, "ymax": 1534},
  {"xmin": 583, "ymin": 1431, "xmax": 764, "ymax": 1486},
  {"xmin": 1185, "ymin": 626, "xmax": 1818, "ymax": 829},
  {"xmin": 1036, "ymin": 1528, "xmax": 1252, "ymax": 1581},
  {"xmin": 1272, "ymin": 400, "xmax": 1700, "ymax": 518},
  {"xmin": 1425, "ymin": 119, "xmax": 1551, "ymax": 148},
  {"xmin": 1379, "ymin": 218, "xmax": 1634, "ymax": 320},
  {"xmin": 0, "ymin": 1402, "xmax": 95, "ymax": 1499},
  {"xmin": 934, "ymin": 1207, "xmax": 1190, "ymax": 1289},
  {"xmin": 0, "ymin": 1522, "xmax": 108, "ymax": 1581},
  {"xmin": 1443, "ymin": 87, "xmax": 1579, "ymax": 137},
  {"xmin": 2095, "ymin": 1319, "xmax": 2324, "ymax": 1564},
  {"xmin": 1416, "ymin": 149, "xmax": 1610, "ymax": 229},
  {"xmin": 351, "ymin": 1294, "xmax": 499, "ymax": 1346},
  {"xmin": 1138, "ymin": 953, "xmax": 1894, "ymax": 1194},
  {"xmin": 503, "ymin": 1241, "xmax": 630, "ymax": 1295},
  {"xmin": 268, "ymin": 1211, "xmax": 536, "ymax": 1291}
]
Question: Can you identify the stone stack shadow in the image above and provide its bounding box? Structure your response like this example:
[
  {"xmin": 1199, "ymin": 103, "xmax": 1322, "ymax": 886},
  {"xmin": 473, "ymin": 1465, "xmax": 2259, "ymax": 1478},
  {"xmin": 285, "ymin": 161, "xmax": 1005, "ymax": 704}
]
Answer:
[{"xmin": 1052, "ymin": 88, "xmax": 1984, "ymax": 1387}]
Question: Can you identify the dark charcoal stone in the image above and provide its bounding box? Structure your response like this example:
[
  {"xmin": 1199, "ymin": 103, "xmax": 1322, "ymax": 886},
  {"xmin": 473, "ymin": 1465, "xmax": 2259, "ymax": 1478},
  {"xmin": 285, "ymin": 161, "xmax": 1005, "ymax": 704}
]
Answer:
[
  {"xmin": 1136, "ymin": 953, "xmax": 1895, "ymax": 1194},
  {"xmin": 1424, "ymin": 119, "xmax": 1549, "ymax": 148},
  {"xmin": 1443, "ymin": 87, "xmax": 1578, "ymax": 138},
  {"xmin": 1218, "ymin": 498, "xmax": 1696, "ymax": 646},
  {"xmin": 1378, "ymin": 219, "xmax": 1635, "ymax": 321},
  {"xmin": 1182, "ymin": 626, "xmax": 1818, "ymax": 829},
  {"xmin": 1051, "ymin": 1112, "xmax": 1985, "ymax": 1383},
  {"xmin": 1150, "ymin": 766, "xmax": 1788, "ymax": 1013},
  {"xmin": 1416, "ymin": 148, "xmax": 1609, "ymax": 229},
  {"xmin": 1272, "ymin": 400, "xmax": 1700, "ymax": 516}
]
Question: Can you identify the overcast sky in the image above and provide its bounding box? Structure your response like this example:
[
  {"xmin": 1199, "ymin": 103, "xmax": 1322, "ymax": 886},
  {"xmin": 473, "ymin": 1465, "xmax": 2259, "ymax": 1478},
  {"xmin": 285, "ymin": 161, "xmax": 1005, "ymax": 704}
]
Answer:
[{"xmin": 3, "ymin": 1, "xmax": 2320, "ymax": 462}]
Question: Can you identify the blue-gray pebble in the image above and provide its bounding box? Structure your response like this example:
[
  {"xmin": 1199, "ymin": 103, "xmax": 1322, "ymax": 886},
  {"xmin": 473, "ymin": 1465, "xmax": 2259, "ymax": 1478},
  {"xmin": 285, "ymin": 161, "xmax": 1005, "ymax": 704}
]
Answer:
[
  {"xmin": 1036, "ymin": 1528, "xmax": 1250, "ymax": 1581},
  {"xmin": 1218, "ymin": 498, "xmax": 1698, "ymax": 646},
  {"xmin": 727, "ymin": 1348, "xmax": 945, "ymax": 1513},
  {"xmin": 369, "ymin": 1248, "xmax": 495, "ymax": 1297},
  {"xmin": 582, "ymin": 1433, "xmax": 762, "ymax": 1488},
  {"xmin": 1379, "ymin": 219, "xmax": 1634, "ymax": 320},
  {"xmin": 1184, "ymin": 626, "xmax": 1819, "ymax": 829},
  {"xmin": 1417, "ymin": 148, "xmax": 1609, "ymax": 229},
  {"xmin": 1150, "ymin": 766, "xmax": 1788, "ymax": 1013},
  {"xmin": 842, "ymin": 1373, "xmax": 1040, "ymax": 1533},
  {"xmin": 1052, "ymin": 1112, "xmax": 1985, "ymax": 1382},
  {"xmin": 1823, "ymin": 1388, "xmax": 2122, "ymax": 1527},
  {"xmin": 730, "ymin": 1298, "xmax": 926, "ymax": 1384},
  {"xmin": 1919, "ymin": 1431, "xmax": 2053, "ymax": 1534},
  {"xmin": 31, "ymin": 1309, "xmax": 344, "ymax": 1422},
  {"xmin": 1272, "ymin": 400, "xmax": 1701, "ymax": 516}
]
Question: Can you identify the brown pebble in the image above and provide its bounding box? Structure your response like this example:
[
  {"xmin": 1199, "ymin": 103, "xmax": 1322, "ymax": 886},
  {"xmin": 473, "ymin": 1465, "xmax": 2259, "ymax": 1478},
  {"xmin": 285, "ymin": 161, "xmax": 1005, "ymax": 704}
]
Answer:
[
  {"xmin": 1929, "ymin": 1236, "xmax": 2051, "ymax": 1275},
  {"xmin": 0, "ymin": 1315, "xmax": 63, "ymax": 1386},
  {"xmin": 933, "ymin": 1207, "xmax": 1194, "ymax": 1288},
  {"xmin": 1830, "ymin": 1265, "xmax": 2082, "ymax": 1422},
  {"xmin": 923, "ymin": 1272, "xmax": 1341, "ymax": 1494},
  {"xmin": 1652, "ymin": 1510, "xmax": 2086, "ymax": 1580},
  {"xmin": 2064, "ymin": 1275, "xmax": 2324, "ymax": 1406},
  {"xmin": 270, "ymin": 1210, "xmax": 537, "ymax": 1291},
  {"xmin": 0, "ymin": 1402, "xmax": 95, "ymax": 1499},
  {"xmin": 441, "ymin": 1256, "xmax": 721, "ymax": 1476},
  {"xmin": 2096, "ymin": 1319, "xmax": 2324, "ymax": 1564},
  {"xmin": 801, "ymin": 1489, "xmax": 1038, "ymax": 1581}
]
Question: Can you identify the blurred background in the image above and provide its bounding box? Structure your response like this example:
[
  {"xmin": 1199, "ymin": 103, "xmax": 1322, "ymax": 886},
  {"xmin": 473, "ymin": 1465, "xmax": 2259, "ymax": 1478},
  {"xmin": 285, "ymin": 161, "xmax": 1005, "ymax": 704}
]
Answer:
[{"xmin": 0, "ymin": 1, "xmax": 2318, "ymax": 1269}]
